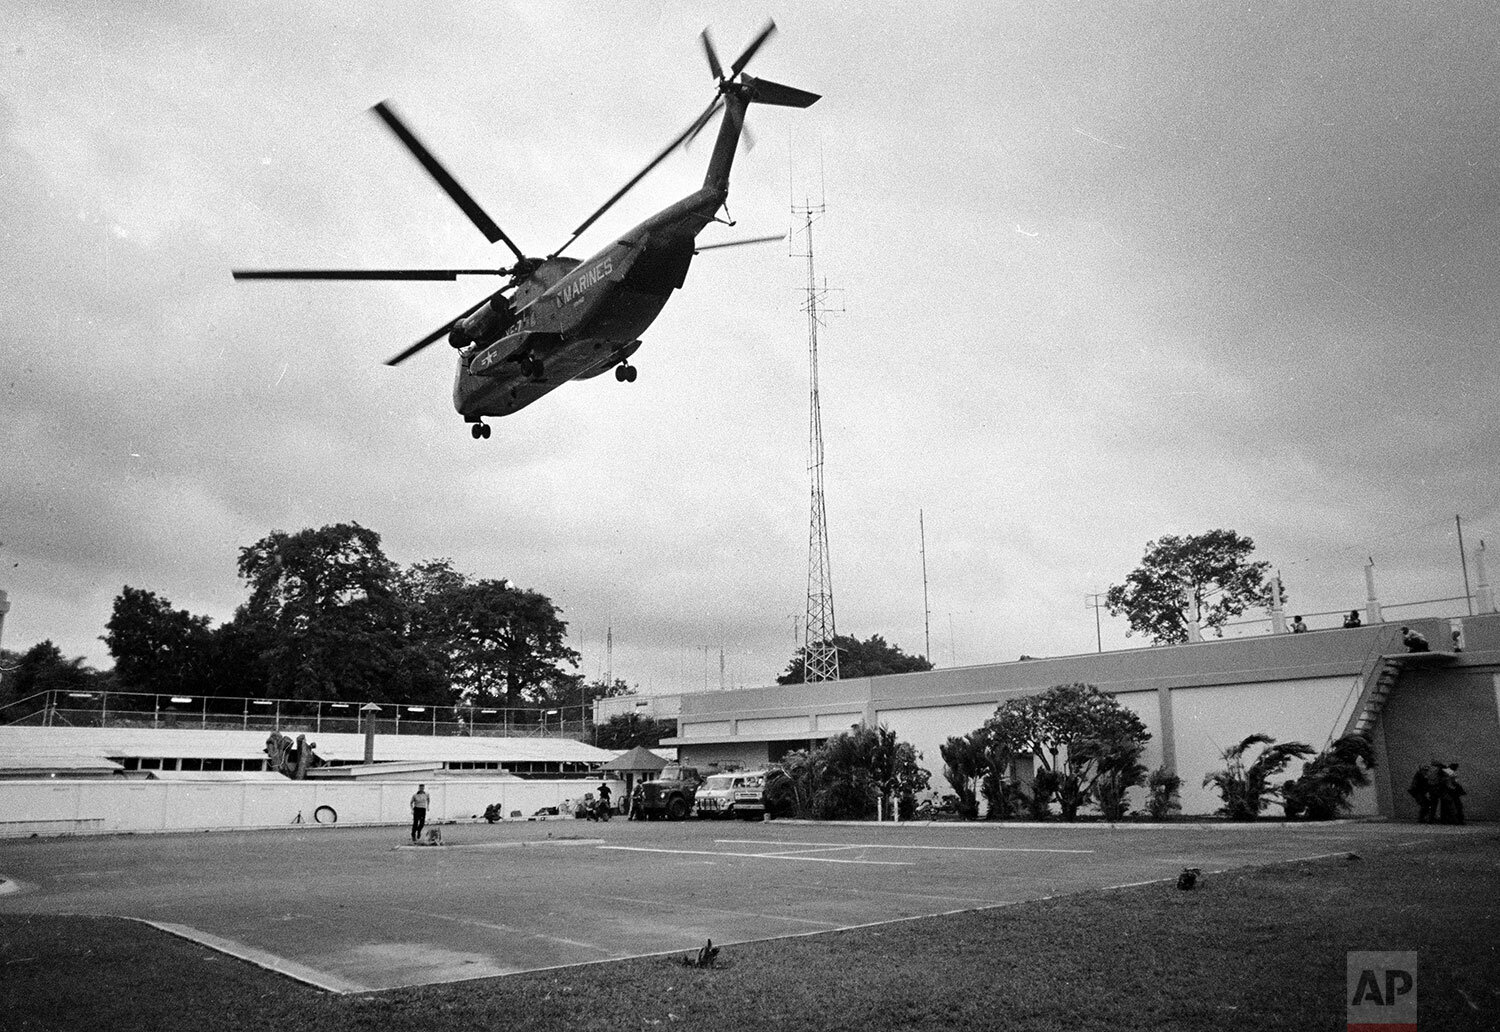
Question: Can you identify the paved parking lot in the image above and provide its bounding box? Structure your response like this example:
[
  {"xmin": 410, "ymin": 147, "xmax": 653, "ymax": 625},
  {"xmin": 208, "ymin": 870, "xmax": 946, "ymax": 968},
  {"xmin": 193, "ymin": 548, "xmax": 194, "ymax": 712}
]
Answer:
[{"xmin": 0, "ymin": 817, "xmax": 1470, "ymax": 991}]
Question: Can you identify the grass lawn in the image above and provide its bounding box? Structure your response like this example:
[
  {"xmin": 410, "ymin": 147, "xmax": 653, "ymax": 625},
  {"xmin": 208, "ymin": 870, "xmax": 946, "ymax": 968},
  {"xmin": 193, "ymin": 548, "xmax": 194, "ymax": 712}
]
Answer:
[{"xmin": 2, "ymin": 830, "xmax": 1497, "ymax": 1031}]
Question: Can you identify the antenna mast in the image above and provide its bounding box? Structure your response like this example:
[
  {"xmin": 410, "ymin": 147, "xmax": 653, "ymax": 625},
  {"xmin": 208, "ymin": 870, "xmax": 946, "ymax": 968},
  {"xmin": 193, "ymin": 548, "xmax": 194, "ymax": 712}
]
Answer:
[
  {"xmin": 920, "ymin": 510, "xmax": 931, "ymax": 663},
  {"xmin": 794, "ymin": 196, "xmax": 838, "ymax": 682}
]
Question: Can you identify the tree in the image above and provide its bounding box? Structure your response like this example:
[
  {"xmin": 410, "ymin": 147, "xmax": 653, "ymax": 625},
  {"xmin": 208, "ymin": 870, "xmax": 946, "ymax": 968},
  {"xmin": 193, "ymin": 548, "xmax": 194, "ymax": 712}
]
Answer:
[
  {"xmin": 594, "ymin": 712, "xmax": 675, "ymax": 750},
  {"xmin": 444, "ymin": 578, "xmax": 581, "ymax": 707},
  {"xmin": 777, "ymin": 633, "xmax": 932, "ymax": 684},
  {"xmin": 1105, "ymin": 529, "xmax": 1276, "ymax": 645},
  {"xmin": 1203, "ymin": 733, "xmax": 1315, "ymax": 821},
  {"xmin": 0, "ymin": 641, "xmax": 106, "ymax": 704},
  {"xmin": 982, "ymin": 682, "xmax": 1151, "ymax": 820},
  {"xmin": 393, "ymin": 557, "xmax": 472, "ymax": 692},
  {"xmin": 235, "ymin": 523, "xmax": 425, "ymax": 702},
  {"xmin": 102, "ymin": 586, "xmax": 216, "ymax": 695}
]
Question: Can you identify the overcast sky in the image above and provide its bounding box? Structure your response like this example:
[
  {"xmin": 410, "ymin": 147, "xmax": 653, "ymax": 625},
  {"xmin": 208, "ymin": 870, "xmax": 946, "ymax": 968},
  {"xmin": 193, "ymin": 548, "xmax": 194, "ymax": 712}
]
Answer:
[{"xmin": 3, "ymin": 1, "xmax": 1498, "ymax": 696}]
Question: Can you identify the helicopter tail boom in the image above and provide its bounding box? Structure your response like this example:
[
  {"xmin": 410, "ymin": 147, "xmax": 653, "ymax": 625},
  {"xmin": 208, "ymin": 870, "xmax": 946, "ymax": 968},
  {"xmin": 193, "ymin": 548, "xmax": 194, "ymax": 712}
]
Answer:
[{"xmin": 702, "ymin": 75, "xmax": 819, "ymax": 195}]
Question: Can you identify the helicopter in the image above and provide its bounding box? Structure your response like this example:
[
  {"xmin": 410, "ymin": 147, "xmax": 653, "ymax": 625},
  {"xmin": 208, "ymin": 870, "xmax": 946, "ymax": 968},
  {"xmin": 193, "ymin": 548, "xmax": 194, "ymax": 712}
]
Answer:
[{"xmin": 234, "ymin": 22, "xmax": 819, "ymax": 439}]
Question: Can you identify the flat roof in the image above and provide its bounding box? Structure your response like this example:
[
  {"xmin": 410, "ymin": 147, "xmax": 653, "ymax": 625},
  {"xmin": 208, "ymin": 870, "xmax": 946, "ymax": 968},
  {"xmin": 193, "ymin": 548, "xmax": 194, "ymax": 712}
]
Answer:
[{"xmin": 0, "ymin": 727, "xmax": 616, "ymax": 767}]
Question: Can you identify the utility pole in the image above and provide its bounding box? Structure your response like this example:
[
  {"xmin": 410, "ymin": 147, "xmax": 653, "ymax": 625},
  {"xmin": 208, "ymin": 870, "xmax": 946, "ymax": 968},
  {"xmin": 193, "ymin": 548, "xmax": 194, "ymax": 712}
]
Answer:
[
  {"xmin": 794, "ymin": 195, "xmax": 839, "ymax": 682},
  {"xmin": 1457, "ymin": 514, "xmax": 1474, "ymax": 615},
  {"xmin": 1084, "ymin": 593, "xmax": 1106, "ymax": 653}
]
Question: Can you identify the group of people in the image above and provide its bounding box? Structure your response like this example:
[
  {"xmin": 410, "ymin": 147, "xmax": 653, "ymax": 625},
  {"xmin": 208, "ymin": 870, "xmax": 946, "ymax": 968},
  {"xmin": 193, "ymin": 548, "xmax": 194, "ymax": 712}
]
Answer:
[
  {"xmin": 1407, "ymin": 762, "xmax": 1466, "ymax": 824},
  {"xmin": 1291, "ymin": 611, "xmax": 1363, "ymax": 632}
]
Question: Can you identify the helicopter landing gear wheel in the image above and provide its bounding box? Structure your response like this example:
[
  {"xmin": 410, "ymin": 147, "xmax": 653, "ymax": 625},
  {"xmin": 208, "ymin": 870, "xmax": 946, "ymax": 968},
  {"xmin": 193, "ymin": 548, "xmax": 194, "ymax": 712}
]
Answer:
[
  {"xmin": 470, "ymin": 422, "xmax": 490, "ymax": 439},
  {"xmin": 615, "ymin": 362, "xmax": 637, "ymax": 383}
]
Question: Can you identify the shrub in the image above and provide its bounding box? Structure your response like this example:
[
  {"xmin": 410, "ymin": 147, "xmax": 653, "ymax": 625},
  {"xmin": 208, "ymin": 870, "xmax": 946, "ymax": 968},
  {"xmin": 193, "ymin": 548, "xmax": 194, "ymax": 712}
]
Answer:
[
  {"xmin": 1089, "ymin": 739, "xmax": 1149, "ymax": 821},
  {"xmin": 782, "ymin": 724, "xmax": 930, "ymax": 820},
  {"xmin": 939, "ymin": 734, "xmax": 984, "ymax": 820},
  {"xmin": 1145, "ymin": 765, "xmax": 1182, "ymax": 821},
  {"xmin": 980, "ymin": 770, "xmax": 1026, "ymax": 819},
  {"xmin": 1028, "ymin": 769, "xmax": 1059, "ymax": 819}
]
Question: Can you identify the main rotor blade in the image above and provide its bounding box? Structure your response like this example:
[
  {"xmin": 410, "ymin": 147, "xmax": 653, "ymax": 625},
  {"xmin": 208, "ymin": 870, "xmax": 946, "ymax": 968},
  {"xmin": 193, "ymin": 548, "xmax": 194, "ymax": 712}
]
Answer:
[
  {"xmin": 384, "ymin": 294, "xmax": 494, "ymax": 367},
  {"xmin": 554, "ymin": 96, "xmax": 721, "ymax": 257},
  {"xmin": 700, "ymin": 27, "xmax": 724, "ymax": 81},
  {"xmin": 233, "ymin": 269, "xmax": 507, "ymax": 281},
  {"xmin": 695, "ymin": 233, "xmax": 784, "ymax": 252},
  {"xmin": 683, "ymin": 97, "xmax": 725, "ymax": 147},
  {"xmin": 730, "ymin": 20, "xmax": 777, "ymax": 77},
  {"xmin": 370, "ymin": 101, "xmax": 527, "ymax": 263}
]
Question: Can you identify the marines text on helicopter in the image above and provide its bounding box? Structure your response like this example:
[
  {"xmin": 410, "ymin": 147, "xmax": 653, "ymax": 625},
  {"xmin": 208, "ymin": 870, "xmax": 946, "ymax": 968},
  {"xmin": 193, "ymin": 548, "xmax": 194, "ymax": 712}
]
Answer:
[{"xmin": 234, "ymin": 22, "xmax": 819, "ymax": 438}]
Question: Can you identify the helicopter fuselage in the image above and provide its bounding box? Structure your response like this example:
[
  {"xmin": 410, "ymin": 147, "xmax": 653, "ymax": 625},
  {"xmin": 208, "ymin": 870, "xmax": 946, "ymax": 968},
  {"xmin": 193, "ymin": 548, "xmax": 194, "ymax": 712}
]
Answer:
[
  {"xmin": 453, "ymin": 185, "xmax": 726, "ymax": 419},
  {"xmin": 233, "ymin": 28, "xmax": 817, "ymax": 437}
]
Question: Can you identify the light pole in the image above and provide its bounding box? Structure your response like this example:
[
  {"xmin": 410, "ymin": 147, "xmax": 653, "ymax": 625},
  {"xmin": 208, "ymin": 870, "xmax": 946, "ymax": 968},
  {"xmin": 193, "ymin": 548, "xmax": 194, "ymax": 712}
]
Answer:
[{"xmin": 360, "ymin": 703, "xmax": 381, "ymax": 763}]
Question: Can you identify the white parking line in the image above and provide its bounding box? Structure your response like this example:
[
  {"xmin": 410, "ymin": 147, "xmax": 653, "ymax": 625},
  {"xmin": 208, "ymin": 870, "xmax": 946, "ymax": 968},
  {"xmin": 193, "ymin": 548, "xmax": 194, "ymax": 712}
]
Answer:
[
  {"xmin": 716, "ymin": 839, "xmax": 1094, "ymax": 855},
  {"xmin": 599, "ymin": 845, "xmax": 913, "ymax": 866}
]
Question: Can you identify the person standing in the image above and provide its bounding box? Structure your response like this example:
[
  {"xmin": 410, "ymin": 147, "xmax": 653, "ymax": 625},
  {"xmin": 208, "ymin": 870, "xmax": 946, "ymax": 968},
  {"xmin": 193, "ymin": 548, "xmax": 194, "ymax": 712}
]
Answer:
[
  {"xmin": 598, "ymin": 781, "xmax": 613, "ymax": 815},
  {"xmin": 1408, "ymin": 764, "xmax": 1438, "ymax": 823},
  {"xmin": 1438, "ymin": 764, "xmax": 1467, "ymax": 825},
  {"xmin": 410, "ymin": 783, "xmax": 430, "ymax": 843}
]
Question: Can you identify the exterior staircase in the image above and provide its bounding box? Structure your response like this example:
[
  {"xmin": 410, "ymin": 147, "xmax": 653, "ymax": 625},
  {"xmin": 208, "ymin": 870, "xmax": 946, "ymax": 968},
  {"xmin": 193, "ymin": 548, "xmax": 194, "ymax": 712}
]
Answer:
[{"xmin": 1340, "ymin": 629, "xmax": 1459, "ymax": 740}]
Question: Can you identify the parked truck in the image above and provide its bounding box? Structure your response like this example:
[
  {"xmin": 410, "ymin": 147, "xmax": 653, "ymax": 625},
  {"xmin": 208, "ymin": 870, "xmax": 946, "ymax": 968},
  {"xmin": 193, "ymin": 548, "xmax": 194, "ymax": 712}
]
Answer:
[{"xmin": 630, "ymin": 763, "xmax": 702, "ymax": 820}]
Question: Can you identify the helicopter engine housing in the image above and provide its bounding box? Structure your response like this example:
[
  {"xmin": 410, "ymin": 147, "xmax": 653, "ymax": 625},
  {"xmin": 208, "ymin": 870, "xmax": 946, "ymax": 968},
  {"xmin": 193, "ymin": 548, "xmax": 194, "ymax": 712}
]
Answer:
[{"xmin": 450, "ymin": 296, "xmax": 516, "ymax": 349}]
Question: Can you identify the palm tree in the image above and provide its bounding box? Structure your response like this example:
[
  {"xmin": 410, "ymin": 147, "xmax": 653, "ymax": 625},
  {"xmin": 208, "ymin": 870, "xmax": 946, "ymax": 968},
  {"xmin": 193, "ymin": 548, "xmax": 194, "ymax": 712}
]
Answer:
[
  {"xmin": 940, "ymin": 733, "xmax": 984, "ymax": 819},
  {"xmin": 1204, "ymin": 733, "xmax": 1315, "ymax": 820},
  {"xmin": 1282, "ymin": 733, "xmax": 1377, "ymax": 819}
]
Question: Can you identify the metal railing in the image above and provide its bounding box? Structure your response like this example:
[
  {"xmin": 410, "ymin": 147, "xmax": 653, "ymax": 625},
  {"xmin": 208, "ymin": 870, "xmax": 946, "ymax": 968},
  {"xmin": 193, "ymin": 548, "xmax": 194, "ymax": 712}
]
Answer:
[
  {"xmin": 1219, "ymin": 595, "xmax": 1474, "ymax": 634},
  {"xmin": 0, "ymin": 689, "xmax": 591, "ymax": 739}
]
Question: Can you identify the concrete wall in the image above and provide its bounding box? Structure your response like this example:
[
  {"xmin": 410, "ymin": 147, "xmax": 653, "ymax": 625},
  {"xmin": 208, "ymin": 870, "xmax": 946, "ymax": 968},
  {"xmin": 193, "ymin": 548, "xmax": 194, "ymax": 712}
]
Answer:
[
  {"xmin": 663, "ymin": 616, "xmax": 1500, "ymax": 817},
  {"xmin": 594, "ymin": 694, "xmax": 681, "ymax": 723},
  {"xmin": 0, "ymin": 777, "xmax": 627, "ymax": 839},
  {"xmin": 1380, "ymin": 663, "xmax": 1500, "ymax": 820},
  {"xmin": 1170, "ymin": 676, "xmax": 1375, "ymax": 816},
  {"xmin": 873, "ymin": 702, "xmax": 996, "ymax": 785},
  {"xmin": 678, "ymin": 739, "xmax": 772, "ymax": 772}
]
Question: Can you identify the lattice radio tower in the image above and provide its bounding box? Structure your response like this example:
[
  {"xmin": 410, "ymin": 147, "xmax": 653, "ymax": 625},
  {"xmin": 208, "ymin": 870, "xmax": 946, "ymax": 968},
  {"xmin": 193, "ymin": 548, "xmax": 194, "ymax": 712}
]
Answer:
[{"xmin": 793, "ymin": 197, "xmax": 839, "ymax": 682}]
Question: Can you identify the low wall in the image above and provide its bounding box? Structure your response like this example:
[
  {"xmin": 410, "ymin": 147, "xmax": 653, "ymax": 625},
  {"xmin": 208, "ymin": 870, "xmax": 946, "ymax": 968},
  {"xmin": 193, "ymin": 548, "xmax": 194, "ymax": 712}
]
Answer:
[{"xmin": 0, "ymin": 777, "xmax": 627, "ymax": 838}]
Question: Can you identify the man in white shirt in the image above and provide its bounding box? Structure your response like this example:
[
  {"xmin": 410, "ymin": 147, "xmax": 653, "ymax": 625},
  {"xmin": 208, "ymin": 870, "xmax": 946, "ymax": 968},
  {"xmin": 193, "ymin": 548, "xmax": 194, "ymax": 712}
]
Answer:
[{"xmin": 410, "ymin": 784, "xmax": 430, "ymax": 843}]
